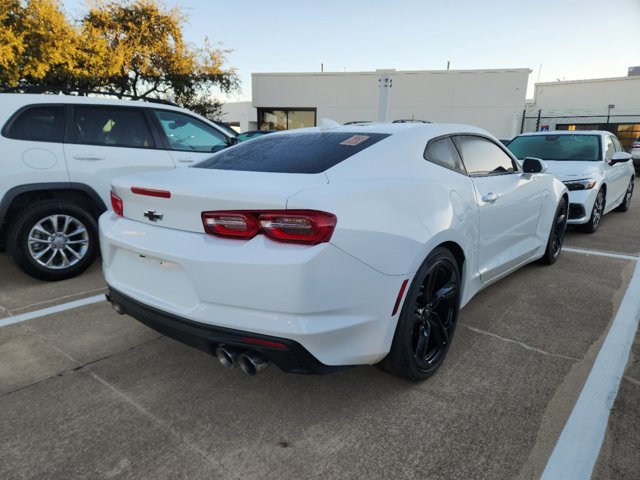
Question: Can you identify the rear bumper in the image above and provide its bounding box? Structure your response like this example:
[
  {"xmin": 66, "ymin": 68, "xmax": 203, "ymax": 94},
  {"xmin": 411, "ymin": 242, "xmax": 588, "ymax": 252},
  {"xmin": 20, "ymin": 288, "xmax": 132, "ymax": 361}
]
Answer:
[
  {"xmin": 100, "ymin": 213, "xmax": 408, "ymax": 367},
  {"xmin": 106, "ymin": 287, "xmax": 347, "ymax": 374}
]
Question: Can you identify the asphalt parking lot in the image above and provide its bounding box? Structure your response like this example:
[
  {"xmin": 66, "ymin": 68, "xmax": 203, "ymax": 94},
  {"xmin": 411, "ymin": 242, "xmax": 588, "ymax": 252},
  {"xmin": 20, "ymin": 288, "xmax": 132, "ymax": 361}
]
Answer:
[{"xmin": 1, "ymin": 195, "xmax": 639, "ymax": 480}]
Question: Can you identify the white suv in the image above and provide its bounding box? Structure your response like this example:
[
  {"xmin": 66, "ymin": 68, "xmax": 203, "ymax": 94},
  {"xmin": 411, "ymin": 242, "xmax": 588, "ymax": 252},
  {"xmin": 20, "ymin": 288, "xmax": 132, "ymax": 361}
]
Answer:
[{"xmin": 0, "ymin": 93, "xmax": 236, "ymax": 280}]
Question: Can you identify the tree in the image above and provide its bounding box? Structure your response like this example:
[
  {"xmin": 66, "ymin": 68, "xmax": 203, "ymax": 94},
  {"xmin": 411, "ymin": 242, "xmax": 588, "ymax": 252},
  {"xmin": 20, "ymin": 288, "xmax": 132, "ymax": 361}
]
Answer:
[
  {"xmin": 1, "ymin": 0, "xmax": 239, "ymax": 120},
  {"xmin": 79, "ymin": 0, "xmax": 239, "ymax": 118},
  {"xmin": 0, "ymin": 0, "xmax": 77, "ymax": 86}
]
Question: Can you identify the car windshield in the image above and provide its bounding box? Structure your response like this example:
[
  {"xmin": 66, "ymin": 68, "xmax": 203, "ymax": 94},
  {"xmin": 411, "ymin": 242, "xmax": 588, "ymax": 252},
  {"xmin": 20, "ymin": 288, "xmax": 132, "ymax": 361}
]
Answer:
[
  {"xmin": 507, "ymin": 134, "xmax": 601, "ymax": 161},
  {"xmin": 194, "ymin": 132, "xmax": 390, "ymax": 174}
]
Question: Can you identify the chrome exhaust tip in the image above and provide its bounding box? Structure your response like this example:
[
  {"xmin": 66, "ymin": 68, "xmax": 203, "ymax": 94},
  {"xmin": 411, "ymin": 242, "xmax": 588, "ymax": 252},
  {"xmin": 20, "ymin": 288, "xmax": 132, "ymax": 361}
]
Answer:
[
  {"xmin": 216, "ymin": 346, "xmax": 238, "ymax": 369},
  {"xmin": 238, "ymin": 351, "xmax": 270, "ymax": 376}
]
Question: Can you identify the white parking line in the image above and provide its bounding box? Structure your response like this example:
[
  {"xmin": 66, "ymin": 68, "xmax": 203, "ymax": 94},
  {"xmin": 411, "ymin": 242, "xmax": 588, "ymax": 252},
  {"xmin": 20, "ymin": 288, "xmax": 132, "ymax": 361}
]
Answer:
[
  {"xmin": 563, "ymin": 246, "xmax": 639, "ymax": 261},
  {"xmin": 542, "ymin": 253, "xmax": 640, "ymax": 480},
  {"xmin": 0, "ymin": 294, "xmax": 105, "ymax": 328}
]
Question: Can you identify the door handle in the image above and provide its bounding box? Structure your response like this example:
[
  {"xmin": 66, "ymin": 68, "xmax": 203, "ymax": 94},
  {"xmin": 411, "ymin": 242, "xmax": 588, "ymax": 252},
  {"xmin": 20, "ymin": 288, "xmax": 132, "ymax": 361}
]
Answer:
[
  {"xmin": 482, "ymin": 192, "xmax": 500, "ymax": 203},
  {"xmin": 177, "ymin": 158, "xmax": 195, "ymax": 163},
  {"xmin": 73, "ymin": 154, "xmax": 105, "ymax": 161}
]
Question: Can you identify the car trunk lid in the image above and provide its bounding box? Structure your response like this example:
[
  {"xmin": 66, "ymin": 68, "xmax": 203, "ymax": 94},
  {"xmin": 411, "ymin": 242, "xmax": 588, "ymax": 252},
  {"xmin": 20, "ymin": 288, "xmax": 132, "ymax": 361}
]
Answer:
[{"xmin": 112, "ymin": 167, "xmax": 329, "ymax": 233}]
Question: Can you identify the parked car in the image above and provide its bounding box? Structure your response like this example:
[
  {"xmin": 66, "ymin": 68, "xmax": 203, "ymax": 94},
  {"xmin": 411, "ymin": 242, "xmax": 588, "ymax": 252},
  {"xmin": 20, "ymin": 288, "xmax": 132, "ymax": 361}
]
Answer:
[
  {"xmin": 0, "ymin": 92, "xmax": 237, "ymax": 280},
  {"xmin": 631, "ymin": 138, "xmax": 640, "ymax": 171},
  {"xmin": 236, "ymin": 130, "xmax": 276, "ymax": 142},
  {"xmin": 101, "ymin": 123, "xmax": 568, "ymax": 381},
  {"xmin": 508, "ymin": 131, "xmax": 635, "ymax": 233}
]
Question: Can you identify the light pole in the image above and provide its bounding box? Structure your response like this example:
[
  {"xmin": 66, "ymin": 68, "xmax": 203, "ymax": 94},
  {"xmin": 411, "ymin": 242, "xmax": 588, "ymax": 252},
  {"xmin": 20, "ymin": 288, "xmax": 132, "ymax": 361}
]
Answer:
[{"xmin": 607, "ymin": 104, "xmax": 615, "ymax": 124}]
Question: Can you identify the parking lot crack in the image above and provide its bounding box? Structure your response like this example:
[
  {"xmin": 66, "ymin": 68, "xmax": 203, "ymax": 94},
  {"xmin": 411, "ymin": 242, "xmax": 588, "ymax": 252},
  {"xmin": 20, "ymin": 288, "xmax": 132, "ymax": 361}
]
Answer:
[
  {"xmin": 623, "ymin": 375, "xmax": 640, "ymax": 387},
  {"xmin": 83, "ymin": 369, "xmax": 238, "ymax": 477},
  {"xmin": 3, "ymin": 331, "xmax": 240, "ymax": 479},
  {"xmin": 1, "ymin": 336, "xmax": 163, "ymax": 398},
  {"xmin": 460, "ymin": 323, "xmax": 581, "ymax": 362}
]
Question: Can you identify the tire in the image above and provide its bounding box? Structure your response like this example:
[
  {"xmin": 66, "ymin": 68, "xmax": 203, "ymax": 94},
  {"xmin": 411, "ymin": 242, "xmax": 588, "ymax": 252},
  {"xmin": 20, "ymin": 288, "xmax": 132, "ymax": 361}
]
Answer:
[
  {"xmin": 615, "ymin": 178, "xmax": 634, "ymax": 212},
  {"xmin": 378, "ymin": 247, "xmax": 461, "ymax": 381},
  {"xmin": 539, "ymin": 197, "xmax": 568, "ymax": 265},
  {"xmin": 580, "ymin": 188, "xmax": 605, "ymax": 234},
  {"xmin": 6, "ymin": 200, "xmax": 98, "ymax": 281}
]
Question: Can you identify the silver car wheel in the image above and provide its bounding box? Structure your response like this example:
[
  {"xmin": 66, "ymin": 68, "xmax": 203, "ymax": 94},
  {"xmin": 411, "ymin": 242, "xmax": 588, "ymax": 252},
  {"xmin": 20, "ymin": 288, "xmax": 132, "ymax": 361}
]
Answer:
[{"xmin": 27, "ymin": 215, "xmax": 89, "ymax": 269}]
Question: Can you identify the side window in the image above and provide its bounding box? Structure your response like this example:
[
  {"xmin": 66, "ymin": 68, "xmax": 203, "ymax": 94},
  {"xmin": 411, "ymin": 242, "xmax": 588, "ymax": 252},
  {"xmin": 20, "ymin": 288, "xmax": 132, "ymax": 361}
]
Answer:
[
  {"xmin": 152, "ymin": 110, "xmax": 229, "ymax": 153},
  {"xmin": 452, "ymin": 135, "xmax": 516, "ymax": 176},
  {"xmin": 604, "ymin": 136, "xmax": 615, "ymax": 161},
  {"xmin": 4, "ymin": 106, "xmax": 65, "ymax": 143},
  {"xmin": 72, "ymin": 106, "xmax": 155, "ymax": 148},
  {"xmin": 424, "ymin": 137, "xmax": 465, "ymax": 174}
]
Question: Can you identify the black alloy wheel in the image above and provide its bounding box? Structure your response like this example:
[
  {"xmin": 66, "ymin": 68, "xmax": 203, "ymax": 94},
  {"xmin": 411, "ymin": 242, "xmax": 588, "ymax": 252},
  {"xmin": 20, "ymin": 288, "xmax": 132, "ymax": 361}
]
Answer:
[
  {"xmin": 379, "ymin": 247, "xmax": 461, "ymax": 381},
  {"xmin": 581, "ymin": 188, "xmax": 605, "ymax": 233},
  {"xmin": 615, "ymin": 178, "xmax": 634, "ymax": 212},
  {"xmin": 540, "ymin": 197, "xmax": 568, "ymax": 265}
]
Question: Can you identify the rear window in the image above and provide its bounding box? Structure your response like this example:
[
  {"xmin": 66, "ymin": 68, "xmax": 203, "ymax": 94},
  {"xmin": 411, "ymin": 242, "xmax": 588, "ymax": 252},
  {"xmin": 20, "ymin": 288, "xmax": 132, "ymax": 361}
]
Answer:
[
  {"xmin": 508, "ymin": 134, "xmax": 601, "ymax": 161},
  {"xmin": 3, "ymin": 105, "xmax": 65, "ymax": 143},
  {"xmin": 194, "ymin": 132, "xmax": 390, "ymax": 174}
]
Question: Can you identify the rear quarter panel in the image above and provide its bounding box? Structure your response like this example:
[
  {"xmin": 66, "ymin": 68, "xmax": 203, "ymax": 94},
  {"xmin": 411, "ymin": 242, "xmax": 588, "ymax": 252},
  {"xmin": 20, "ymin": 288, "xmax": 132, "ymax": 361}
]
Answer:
[{"xmin": 286, "ymin": 134, "xmax": 480, "ymax": 280}]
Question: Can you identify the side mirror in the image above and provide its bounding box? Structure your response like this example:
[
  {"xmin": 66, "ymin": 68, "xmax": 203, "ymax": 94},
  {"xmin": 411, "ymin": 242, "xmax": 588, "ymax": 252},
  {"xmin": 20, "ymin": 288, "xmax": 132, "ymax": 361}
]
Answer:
[
  {"xmin": 522, "ymin": 157, "xmax": 548, "ymax": 174},
  {"xmin": 611, "ymin": 152, "xmax": 632, "ymax": 164}
]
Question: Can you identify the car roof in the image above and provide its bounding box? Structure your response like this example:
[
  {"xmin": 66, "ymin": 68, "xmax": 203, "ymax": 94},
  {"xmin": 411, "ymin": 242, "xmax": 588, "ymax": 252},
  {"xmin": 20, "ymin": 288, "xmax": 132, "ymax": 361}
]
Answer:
[
  {"xmin": 0, "ymin": 93, "xmax": 188, "ymax": 113},
  {"xmin": 515, "ymin": 130, "xmax": 610, "ymax": 137},
  {"xmin": 278, "ymin": 121, "xmax": 491, "ymax": 139}
]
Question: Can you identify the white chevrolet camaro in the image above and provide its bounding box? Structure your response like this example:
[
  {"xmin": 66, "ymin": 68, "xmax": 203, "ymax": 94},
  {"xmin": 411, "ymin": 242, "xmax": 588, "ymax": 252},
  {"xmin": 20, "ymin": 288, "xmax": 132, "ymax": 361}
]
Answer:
[
  {"xmin": 508, "ymin": 131, "xmax": 635, "ymax": 233},
  {"xmin": 101, "ymin": 123, "xmax": 568, "ymax": 381}
]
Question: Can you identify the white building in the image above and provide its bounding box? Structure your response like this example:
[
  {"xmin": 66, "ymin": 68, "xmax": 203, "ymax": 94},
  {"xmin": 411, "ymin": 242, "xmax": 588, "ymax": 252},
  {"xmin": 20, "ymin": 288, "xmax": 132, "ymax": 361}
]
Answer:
[
  {"xmin": 224, "ymin": 68, "xmax": 530, "ymax": 138},
  {"xmin": 522, "ymin": 75, "xmax": 640, "ymax": 149},
  {"xmin": 223, "ymin": 68, "xmax": 640, "ymax": 149}
]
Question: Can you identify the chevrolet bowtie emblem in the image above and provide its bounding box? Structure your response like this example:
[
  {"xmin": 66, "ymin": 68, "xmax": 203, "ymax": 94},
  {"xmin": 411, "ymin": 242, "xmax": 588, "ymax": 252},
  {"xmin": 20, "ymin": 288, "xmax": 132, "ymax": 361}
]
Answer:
[{"xmin": 144, "ymin": 210, "xmax": 163, "ymax": 222}]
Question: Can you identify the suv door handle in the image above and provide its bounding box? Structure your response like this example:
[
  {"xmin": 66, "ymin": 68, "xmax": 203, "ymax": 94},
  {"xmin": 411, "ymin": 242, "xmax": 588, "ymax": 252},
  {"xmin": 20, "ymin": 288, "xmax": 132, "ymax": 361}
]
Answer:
[
  {"xmin": 482, "ymin": 192, "xmax": 500, "ymax": 203},
  {"xmin": 73, "ymin": 154, "xmax": 105, "ymax": 161},
  {"xmin": 177, "ymin": 158, "xmax": 194, "ymax": 163}
]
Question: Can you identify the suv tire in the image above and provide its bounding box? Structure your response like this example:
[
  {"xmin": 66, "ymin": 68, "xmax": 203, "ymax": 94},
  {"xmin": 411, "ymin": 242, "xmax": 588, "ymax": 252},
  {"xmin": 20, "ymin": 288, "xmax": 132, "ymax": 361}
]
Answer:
[{"xmin": 7, "ymin": 200, "xmax": 98, "ymax": 281}]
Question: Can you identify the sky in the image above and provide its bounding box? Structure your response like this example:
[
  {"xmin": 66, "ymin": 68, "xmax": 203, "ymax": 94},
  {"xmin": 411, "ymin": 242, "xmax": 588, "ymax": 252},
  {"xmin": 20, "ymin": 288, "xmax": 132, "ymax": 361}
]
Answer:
[{"xmin": 60, "ymin": 0, "xmax": 640, "ymax": 101}]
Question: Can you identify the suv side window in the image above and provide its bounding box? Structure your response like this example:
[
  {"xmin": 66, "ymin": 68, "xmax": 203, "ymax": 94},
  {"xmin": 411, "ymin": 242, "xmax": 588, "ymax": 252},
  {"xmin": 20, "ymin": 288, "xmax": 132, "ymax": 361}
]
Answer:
[
  {"xmin": 452, "ymin": 135, "xmax": 516, "ymax": 176},
  {"xmin": 152, "ymin": 110, "xmax": 229, "ymax": 153},
  {"xmin": 71, "ymin": 106, "xmax": 155, "ymax": 148},
  {"xmin": 4, "ymin": 106, "xmax": 65, "ymax": 143},
  {"xmin": 424, "ymin": 136, "xmax": 466, "ymax": 174}
]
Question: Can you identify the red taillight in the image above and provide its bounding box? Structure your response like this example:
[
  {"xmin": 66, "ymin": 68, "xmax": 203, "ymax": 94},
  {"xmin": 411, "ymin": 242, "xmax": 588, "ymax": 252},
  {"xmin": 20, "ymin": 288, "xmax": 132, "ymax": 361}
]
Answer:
[
  {"xmin": 110, "ymin": 191, "xmax": 123, "ymax": 216},
  {"xmin": 202, "ymin": 212, "xmax": 260, "ymax": 239},
  {"xmin": 259, "ymin": 211, "xmax": 336, "ymax": 244},
  {"xmin": 201, "ymin": 210, "xmax": 337, "ymax": 245},
  {"xmin": 131, "ymin": 187, "xmax": 171, "ymax": 198}
]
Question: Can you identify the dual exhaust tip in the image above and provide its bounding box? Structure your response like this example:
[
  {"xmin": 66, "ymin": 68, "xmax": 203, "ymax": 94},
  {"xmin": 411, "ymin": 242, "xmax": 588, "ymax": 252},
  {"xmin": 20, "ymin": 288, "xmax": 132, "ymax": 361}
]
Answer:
[
  {"xmin": 106, "ymin": 294, "xmax": 270, "ymax": 376},
  {"xmin": 216, "ymin": 345, "xmax": 269, "ymax": 376}
]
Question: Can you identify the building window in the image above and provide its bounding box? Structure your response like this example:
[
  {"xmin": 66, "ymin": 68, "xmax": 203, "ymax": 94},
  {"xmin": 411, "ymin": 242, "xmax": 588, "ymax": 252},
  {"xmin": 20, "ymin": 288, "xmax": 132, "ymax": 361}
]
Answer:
[
  {"xmin": 557, "ymin": 123, "xmax": 640, "ymax": 151},
  {"xmin": 616, "ymin": 124, "xmax": 640, "ymax": 151},
  {"xmin": 258, "ymin": 109, "xmax": 316, "ymax": 131}
]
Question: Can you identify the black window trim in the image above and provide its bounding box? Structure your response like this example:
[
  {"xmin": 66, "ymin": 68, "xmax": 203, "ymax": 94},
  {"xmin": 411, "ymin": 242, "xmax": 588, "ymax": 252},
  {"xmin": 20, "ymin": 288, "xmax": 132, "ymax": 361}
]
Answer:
[
  {"xmin": 1, "ymin": 103, "xmax": 67, "ymax": 143},
  {"xmin": 427, "ymin": 133, "xmax": 521, "ymax": 178},
  {"xmin": 66, "ymin": 104, "xmax": 158, "ymax": 150},
  {"xmin": 423, "ymin": 134, "xmax": 468, "ymax": 176}
]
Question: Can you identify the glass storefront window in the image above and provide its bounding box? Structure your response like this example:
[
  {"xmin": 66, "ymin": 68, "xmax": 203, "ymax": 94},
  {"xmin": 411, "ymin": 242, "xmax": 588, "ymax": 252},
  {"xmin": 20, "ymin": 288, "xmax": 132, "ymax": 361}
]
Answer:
[
  {"xmin": 258, "ymin": 109, "xmax": 316, "ymax": 131},
  {"xmin": 616, "ymin": 124, "xmax": 640, "ymax": 151}
]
